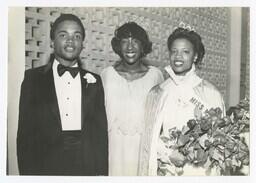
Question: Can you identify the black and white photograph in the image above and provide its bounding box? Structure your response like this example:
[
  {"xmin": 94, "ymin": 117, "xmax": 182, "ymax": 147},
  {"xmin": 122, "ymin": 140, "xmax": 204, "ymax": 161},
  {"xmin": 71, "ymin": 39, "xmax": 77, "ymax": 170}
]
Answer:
[{"xmin": 1, "ymin": 1, "xmax": 256, "ymax": 183}]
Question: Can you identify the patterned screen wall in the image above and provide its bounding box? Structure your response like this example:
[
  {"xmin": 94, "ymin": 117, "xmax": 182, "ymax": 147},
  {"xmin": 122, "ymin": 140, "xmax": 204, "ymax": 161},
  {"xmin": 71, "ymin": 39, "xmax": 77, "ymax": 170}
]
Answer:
[{"xmin": 25, "ymin": 7, "xmax": 230, "ymax": 102}]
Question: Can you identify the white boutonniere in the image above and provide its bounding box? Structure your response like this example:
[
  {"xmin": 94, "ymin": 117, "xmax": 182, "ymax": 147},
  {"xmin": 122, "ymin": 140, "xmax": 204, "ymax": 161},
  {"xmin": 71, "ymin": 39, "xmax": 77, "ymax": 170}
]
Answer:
[{"xmin": 83, "ymin": 73, "xmax": 97, "ymax": 87}]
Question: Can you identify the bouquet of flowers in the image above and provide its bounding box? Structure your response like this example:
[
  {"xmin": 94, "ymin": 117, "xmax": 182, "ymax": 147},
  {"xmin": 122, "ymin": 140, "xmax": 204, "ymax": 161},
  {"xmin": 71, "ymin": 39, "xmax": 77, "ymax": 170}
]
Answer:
[{"xmin": 157, "ymin": 98, "xmax": 250, "ymax": 176}]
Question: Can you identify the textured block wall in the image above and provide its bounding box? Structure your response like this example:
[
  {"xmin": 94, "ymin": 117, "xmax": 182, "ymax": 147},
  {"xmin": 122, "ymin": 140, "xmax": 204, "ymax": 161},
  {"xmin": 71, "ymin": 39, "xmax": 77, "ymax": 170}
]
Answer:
[{"xmin": 25, "ymin": 7, "xmax": 230, "ymax": 102}]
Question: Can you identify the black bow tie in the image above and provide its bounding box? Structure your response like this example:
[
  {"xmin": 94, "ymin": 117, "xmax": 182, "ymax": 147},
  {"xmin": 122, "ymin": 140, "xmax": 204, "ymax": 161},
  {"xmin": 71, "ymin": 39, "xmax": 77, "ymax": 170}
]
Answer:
[{"xmin": 57, "ymin": 64, "xmax": 80, "ymax": 78}]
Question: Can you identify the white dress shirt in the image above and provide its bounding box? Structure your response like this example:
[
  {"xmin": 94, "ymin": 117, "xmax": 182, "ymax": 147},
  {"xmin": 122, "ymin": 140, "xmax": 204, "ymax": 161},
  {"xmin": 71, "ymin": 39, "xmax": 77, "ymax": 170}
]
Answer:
[{"xmin": 52, "ymin": 59, "xmax": 82, "ymax": 131}]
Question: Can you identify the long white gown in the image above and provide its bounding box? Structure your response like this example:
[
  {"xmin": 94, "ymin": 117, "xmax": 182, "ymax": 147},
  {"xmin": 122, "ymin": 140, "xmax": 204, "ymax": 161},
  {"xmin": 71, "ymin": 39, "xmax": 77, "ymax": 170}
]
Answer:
[
  {"xmin": 101, "ymin": 65, "xmax": 164, "ymax": 176},
  {"xmin": 138, "ymin": 65, "xmax": 226, "ymax": 176}
]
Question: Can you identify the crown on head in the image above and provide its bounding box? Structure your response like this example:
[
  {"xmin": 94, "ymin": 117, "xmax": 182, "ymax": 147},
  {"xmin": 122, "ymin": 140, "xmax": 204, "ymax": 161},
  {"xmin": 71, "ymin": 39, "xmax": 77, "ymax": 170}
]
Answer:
[
  {"xmin": 115, "ymin": 14, "xmax": 150, "ymax": 34},
  {"xmin": 174, "ymin": 21, "xmax": 195, "ymax": 32}
]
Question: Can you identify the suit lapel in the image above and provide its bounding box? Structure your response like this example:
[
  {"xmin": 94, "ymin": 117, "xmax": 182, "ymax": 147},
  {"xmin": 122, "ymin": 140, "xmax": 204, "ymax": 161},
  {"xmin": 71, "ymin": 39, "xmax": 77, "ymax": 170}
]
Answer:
[
  {"xmin": 80, "ymin": 70, "xmax": 96, "ymax": 130},
  {"xmin": 80, "ymin": 70, "xmax": 89, "ymax": 130},
  {"xmin": 42, "ymin": 61, "xmax": 62, "ymax": 130}
]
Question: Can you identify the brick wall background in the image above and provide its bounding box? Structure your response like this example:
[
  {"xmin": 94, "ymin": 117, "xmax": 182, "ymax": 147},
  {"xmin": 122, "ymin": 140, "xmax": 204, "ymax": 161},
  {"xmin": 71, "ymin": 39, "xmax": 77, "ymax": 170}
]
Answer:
[{"xmin": 25, "ymin": 7, "xmax": 232, "ymax": 104}]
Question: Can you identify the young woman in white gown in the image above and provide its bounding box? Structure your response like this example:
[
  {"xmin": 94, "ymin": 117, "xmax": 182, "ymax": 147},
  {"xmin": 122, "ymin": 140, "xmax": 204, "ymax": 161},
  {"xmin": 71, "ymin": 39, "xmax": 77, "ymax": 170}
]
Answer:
[
  {"xmin": 138, "ymin": 25, "xmax": 226, "ymax": 176},
  {"xmin": 101, "ymin": 22, "xmax": 164, "ymax": 176}
]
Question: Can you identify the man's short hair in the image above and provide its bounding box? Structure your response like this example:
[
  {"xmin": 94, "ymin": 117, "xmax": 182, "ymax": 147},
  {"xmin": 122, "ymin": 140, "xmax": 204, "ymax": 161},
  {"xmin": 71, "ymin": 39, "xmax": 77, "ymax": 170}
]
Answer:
[{"xmin": 50, "ymin": 13, "xmax": 85, "ymax": 41}]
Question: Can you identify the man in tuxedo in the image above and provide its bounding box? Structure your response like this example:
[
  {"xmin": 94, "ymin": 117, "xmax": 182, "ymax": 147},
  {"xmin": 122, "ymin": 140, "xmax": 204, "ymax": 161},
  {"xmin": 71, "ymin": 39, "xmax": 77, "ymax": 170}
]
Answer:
[{"xmin": 17, "ymin": 14, "xmax": 108, "ymax": 175}]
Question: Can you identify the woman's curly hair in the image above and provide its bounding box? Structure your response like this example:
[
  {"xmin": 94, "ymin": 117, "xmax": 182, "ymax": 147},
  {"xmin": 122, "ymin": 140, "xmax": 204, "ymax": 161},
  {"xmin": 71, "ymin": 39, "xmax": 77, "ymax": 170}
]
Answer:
[{"xmin": 111, "ymin": 22, "xmax": 152, "ymax": 58}]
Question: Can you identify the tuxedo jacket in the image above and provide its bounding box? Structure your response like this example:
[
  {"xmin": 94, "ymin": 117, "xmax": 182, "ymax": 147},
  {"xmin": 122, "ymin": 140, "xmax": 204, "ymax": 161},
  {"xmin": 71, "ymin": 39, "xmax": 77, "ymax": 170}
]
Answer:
[{"xmin": 17, "ymin": 56, "xmax": 108, "ymax": 175}]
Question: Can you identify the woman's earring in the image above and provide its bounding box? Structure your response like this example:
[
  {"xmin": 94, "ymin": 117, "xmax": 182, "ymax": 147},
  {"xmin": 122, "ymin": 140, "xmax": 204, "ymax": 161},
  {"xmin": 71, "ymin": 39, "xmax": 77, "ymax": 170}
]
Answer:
[
  {"xmin": 50, "ymin": 42, "xmax": 54, "ymax": 48},
  {"xmin": 194, "ymin": 57, "xmax": 197, "ymax": 62}
]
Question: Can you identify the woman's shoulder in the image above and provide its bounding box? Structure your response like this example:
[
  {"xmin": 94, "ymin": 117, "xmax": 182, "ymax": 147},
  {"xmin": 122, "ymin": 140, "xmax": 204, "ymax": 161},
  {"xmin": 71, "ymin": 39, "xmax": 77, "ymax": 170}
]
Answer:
[
  {"xmin": 146, "ymin": 65, "xmax": 164, "ymax": 82},
  {"xmin": 149, "ymin": 78, "xmax": 172, "ymax": 95},
  {"xmin": 196, "ymin": 78, "xmax": 225, "ymax": 112},
  {"xmin": 101, "ymin": 65, "xmax": 114, "ymax": 72},
  {"xmin": 100, "ymin": 65, "xmax": 114, "ymax": 77},
  {"xmin": 200, "ymin": 79, "xmax": 221, "ymax": 94},
  {"xmin": 148, "ymin": 65, "xmax": 160, "ymax": 71},
  {"xmin": 197, "ymin": 79, "xmax": 224, "ymax": 102},
  {"xmin": 148, "ymin": 65, "xmax": 163, "ymax": 74}
]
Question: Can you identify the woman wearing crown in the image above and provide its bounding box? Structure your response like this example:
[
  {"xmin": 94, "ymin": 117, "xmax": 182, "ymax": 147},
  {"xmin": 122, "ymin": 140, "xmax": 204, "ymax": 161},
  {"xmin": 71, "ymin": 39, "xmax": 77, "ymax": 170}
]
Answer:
[
  {"xmin": 138, "ymin": 23, "xmax": 226, "ymax": 176},
  {"xmin": 101, "ymin": 22, "xmax": 164, "ymax": 176}
]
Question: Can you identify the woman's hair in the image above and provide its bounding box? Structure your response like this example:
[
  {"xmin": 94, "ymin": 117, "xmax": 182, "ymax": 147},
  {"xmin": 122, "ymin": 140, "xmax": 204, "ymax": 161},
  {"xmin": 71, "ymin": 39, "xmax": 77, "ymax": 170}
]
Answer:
[
  {"xmin": 111, "ymin": 22, "xmax": 152, "ymax": 58},
  {"xmin": 167, "ymin": 27, "xmax": 205, "ymax": 66},
  {"xmin": 50, "ymin": 13, "xmax": 85, "ymax": 41}
]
